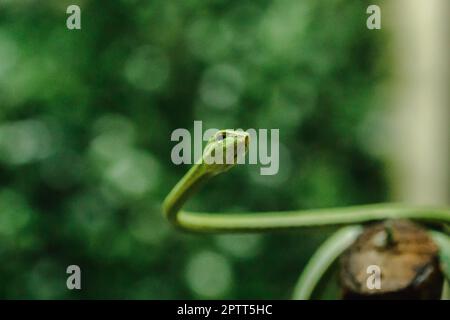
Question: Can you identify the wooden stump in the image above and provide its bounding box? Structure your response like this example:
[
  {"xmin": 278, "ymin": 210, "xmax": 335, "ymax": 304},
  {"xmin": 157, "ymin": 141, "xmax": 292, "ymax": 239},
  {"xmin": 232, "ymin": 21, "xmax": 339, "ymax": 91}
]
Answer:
[{"xmin": 340, "ymin": 220, "xmax": 443, "ymax": 299}]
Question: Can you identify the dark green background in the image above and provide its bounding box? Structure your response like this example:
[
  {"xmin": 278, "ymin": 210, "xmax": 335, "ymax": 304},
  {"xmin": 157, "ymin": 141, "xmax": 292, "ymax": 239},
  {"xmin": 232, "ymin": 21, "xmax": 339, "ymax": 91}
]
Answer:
[{"xmin": 0, "ymin": 0, "xmax": 387, "ymax": 299}]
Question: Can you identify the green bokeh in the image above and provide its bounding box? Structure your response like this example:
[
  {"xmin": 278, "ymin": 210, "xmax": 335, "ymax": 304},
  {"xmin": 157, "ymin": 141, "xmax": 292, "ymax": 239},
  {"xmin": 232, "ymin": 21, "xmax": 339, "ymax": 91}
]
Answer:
[{"xmin": 0, "ymin": 0, "xmax": 386, "ymax": 299}]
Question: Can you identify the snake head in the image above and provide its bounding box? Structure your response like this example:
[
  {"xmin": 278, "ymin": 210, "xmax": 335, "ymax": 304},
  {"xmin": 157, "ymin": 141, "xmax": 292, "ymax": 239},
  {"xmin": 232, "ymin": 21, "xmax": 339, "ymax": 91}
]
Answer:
[{"xmin": 201, "ymin": 130, "xmax": 250, "ymax": 175}]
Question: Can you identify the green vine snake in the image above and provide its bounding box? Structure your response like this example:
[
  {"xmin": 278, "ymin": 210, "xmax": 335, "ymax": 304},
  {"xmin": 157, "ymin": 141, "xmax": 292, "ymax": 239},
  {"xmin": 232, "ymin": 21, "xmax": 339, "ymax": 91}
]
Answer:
[
  {"xmin": 163, "ymin": 130, "xmax": 450, "ymax": 298},
  {"xmin": 164, "ymin": 130, "xmax": 450, "ymax": 232}
]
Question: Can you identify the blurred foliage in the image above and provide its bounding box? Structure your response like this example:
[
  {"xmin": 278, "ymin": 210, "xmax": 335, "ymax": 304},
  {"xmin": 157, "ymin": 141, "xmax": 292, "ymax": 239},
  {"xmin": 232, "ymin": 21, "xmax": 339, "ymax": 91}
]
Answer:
[{"xmin": 0, "ymin": 0, "xmax": 386, "ymax": 299}]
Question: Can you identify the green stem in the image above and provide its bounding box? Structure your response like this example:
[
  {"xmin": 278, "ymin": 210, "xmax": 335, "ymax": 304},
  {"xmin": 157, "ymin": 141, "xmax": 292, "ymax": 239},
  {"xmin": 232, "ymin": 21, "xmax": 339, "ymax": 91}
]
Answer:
[{"xmin": 292, "ymin": 226, "xmax": 363, "ymax": 300}]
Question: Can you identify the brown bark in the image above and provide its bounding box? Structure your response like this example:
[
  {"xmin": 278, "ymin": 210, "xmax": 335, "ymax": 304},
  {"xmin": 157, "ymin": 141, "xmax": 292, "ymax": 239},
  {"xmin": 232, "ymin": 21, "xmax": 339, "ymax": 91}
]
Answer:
[{"xmin": 340, "ymin": 220, "xmax": 443, "ymax": 299}]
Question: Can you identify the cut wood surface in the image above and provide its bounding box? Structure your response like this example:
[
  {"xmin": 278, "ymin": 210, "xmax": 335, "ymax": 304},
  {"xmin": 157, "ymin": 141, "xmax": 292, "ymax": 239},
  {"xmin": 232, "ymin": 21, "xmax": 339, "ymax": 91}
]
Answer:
[{"xmin": 340, "ymin": 220, "xmax": 443, "ymax": 299}]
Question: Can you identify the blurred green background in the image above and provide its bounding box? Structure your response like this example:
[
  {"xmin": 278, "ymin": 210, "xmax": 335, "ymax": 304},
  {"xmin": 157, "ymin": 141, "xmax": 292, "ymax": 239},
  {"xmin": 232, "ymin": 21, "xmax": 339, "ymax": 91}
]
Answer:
[{"xmin": 0, "ymin": 0, "xmax": 388, "ymax": 299}]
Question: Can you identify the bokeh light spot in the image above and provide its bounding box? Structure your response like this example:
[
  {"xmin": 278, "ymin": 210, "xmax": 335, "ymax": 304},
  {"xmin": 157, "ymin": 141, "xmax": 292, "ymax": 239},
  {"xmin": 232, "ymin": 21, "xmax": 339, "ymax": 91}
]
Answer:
[
  {"xmin": 105, "ymin": 151, "xmax": 159, "ymax": 197},
  {"xmin": 0, "ymin": 119, "xmax": 53, "ymax": 165},
  {"xmin": 0, "ymin": 31, "xmax": 18, "ymax": 80},
  {"xmin": 214, "ymin": 234, "xmax": 263, "ymax": 259},
  {"xmin": 0, "ymin": 189, "xmax": 31, "ymax": 238},
  {"xmin": 185, "ymin": 251, "xmax": 233, "ymax": 298},
  {"xmin": 124, "ymin": 46, "xmax": 169, "ymax": 92},
  {"xmin": 200, "ymin": 64, "xmax": 244, "ymax": 109}
]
